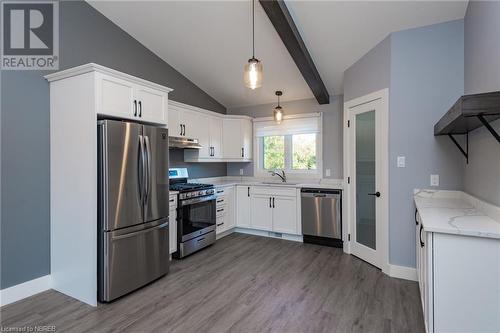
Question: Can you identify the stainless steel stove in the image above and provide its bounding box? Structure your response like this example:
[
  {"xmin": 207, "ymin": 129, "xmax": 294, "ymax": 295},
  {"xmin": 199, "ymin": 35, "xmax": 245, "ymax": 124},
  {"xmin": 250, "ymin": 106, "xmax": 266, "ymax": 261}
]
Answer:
[{"xmin": 169, "ymin": 168, "xmax": 216, "ymax": 258}]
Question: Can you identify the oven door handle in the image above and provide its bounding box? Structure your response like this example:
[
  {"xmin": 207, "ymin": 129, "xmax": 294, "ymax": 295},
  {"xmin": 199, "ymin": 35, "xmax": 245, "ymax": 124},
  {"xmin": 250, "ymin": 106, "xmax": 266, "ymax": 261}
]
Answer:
[{"xmin": 180, "ymin": 194, "xmax": 217, "ymax": 206}]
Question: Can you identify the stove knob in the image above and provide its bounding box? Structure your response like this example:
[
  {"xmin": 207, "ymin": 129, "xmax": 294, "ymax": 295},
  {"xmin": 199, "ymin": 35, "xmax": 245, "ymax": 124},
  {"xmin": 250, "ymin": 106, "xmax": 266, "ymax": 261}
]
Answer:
[{"xmin": 186, "ymin": 192, "xmax": 191, "ymax": 198}]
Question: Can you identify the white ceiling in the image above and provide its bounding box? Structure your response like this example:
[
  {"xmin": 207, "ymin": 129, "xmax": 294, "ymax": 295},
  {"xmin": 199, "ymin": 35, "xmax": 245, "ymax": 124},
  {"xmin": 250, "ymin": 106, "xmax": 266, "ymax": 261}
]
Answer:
[{"xmin": 89, "ymin": 1, "xmax": 468, "ymax": 108}]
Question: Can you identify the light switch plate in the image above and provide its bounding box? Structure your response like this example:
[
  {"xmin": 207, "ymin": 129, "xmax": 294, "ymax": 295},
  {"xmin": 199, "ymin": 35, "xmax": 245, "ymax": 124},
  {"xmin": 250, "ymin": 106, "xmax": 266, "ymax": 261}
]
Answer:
[
  {"xmin": 325, "ymin": 169, "xmax": 331, "ymax": 177},
  {"xmin": 397, "ymin": 156, "xmax": 406, "ymax": 168},
  {"xmin": 239, "ymin": 168, "xmax": 244, "ymax": 176},
  {"xmin": 430, "ymin": 174, "xmax": 439, "ymax": 187}
]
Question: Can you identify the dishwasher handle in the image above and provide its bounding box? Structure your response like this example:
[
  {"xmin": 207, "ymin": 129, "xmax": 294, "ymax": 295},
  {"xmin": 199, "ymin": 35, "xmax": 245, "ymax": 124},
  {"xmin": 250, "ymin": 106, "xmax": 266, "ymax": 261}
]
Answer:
[{"xmin": 301, "ymin": 188, "xmax": 341, "ymax": 198}]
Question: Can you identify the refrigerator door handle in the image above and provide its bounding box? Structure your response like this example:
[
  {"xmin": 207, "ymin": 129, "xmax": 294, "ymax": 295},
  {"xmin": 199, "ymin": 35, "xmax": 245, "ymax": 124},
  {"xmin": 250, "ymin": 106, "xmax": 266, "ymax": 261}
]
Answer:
[
  {"xmin": 138, "ymin": 135, "xmax": 145, "ymax": 204},
  {"xmin": 144, "ymin": 135, "xmax": 152, "ymax": 205}
]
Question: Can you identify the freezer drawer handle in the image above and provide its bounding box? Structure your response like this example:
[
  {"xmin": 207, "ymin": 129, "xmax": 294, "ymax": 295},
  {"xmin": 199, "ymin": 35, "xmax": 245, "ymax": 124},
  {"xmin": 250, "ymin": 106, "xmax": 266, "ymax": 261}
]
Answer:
[
  {"xmin": 111, "ymin": 222, "xmax": 168, "ymax": 241},
  {"xmin": 419, "ymin": 224, "xmax": 424, "ymax": 247}
]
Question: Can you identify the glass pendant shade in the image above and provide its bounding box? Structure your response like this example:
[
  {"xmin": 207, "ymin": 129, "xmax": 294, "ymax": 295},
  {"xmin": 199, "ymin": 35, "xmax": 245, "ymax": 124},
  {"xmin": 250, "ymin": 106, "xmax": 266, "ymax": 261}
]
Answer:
[
  {"xmin": 244, "ymin": 58, "xmax": 263, "ymax": 90},
  {"xmin": 274, "ymin": 106, "xmax": 283, "ymax": 124}
]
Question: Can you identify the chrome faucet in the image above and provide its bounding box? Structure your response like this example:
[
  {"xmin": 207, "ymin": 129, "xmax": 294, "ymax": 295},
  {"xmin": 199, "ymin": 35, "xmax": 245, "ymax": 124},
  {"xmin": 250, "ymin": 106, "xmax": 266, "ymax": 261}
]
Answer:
[{"xmin": 270, "ymin": 170, "xmax": 286, "ymax": 183}]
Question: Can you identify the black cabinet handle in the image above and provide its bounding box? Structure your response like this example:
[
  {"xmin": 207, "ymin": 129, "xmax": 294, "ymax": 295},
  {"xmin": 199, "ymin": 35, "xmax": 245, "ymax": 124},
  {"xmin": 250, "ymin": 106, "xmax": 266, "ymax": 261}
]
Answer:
[
  {"xmin": 133, "ymin": 100, "xmax": 137, "ymax": 116},
  {"xmin": 180, "ymin": 124, "xmax": 183, "ymax": 136},
  {"xmin": 269, "ymin": 197, "xmax": 272, "ymax": 208},
  {"xmin": 217, "ymin": 222, "xmax": 224, "ymax": 227},
  {"xmin": 419, "ymin": 224, "xmax": 424, "ymax": 247},
  {"xmin": 182, "ymin": 124, "xmax": 185, "ymax": 136},
  {"xmin": 247, "ymin": 187, "xmax": 250, "ymax": 197},
  {"xmin": 415, "ymin": 209, "xmax": 419, "ymax": 225},
  {"xmin": 241, "ymin": 147, "xmax": 244, "ymax": 158},
  {"xmin": 138, "ymin": 101, "xmax": 142, "ymax": 117},
  {"xmin": 368, "ymin": 192, "xmax": 381, "ymax": 197},
  {"xmin": 272, "ymin": 197, "xmax": 275, "ymax": 208}
]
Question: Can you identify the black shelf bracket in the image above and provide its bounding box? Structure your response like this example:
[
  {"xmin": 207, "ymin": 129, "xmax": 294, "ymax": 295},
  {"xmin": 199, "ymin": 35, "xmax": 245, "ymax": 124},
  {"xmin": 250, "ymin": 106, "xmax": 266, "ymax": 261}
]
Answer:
[
  {"xmin": 448, "ymin": 133, "xmax": 468, "ymax": 163},
  {"xmin": 477, "ymin": 115, "xmax": 500, "ymax": 143}
]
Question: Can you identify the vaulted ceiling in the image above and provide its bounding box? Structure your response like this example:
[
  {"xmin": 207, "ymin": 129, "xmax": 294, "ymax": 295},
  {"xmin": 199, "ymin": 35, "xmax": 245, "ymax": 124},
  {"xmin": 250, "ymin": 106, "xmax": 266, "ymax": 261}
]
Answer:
[{"xmin": 89, "ymin": 1, "xmax": 468, "ymax": 108}]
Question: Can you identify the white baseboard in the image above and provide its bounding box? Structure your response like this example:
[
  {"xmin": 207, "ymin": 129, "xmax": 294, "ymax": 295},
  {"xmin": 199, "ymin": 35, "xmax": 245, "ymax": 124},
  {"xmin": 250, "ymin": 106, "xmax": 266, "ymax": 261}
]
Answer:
[
  {"xmin": 216, "ymin": 228, "xmax": 236, "ymax": 240},
  {"xmin": 0, "ymin": 275, "xmax": 51, "ymax": 307},
  {"xmin": 235, "ymin": 227, "xmax": 303, "ymax": 242},
  {"xmin": 388, "ymin": 264, "xmax": 418, "ymax": 281}
]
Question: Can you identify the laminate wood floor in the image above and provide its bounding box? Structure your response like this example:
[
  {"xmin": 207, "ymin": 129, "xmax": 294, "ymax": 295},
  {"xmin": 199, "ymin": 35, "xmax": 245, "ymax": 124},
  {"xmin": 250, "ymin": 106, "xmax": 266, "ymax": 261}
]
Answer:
[{"xmin": 1, "ymin": 233, "xmax": 424, "ymax": 333}]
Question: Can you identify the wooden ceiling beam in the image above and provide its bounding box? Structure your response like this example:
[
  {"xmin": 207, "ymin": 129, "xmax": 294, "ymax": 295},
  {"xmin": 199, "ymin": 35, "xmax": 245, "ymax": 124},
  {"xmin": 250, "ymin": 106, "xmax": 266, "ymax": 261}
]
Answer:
[{"xmin": 259, "ymin": 0, "xmax": 330, "ymax": 104}]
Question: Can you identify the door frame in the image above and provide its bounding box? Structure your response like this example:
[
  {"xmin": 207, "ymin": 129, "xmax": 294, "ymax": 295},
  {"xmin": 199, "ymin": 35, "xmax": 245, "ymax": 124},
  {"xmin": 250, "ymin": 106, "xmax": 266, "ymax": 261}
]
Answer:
[{"xmin": 343, "ymin": 88, "xmax": 389, "ymax": 275}]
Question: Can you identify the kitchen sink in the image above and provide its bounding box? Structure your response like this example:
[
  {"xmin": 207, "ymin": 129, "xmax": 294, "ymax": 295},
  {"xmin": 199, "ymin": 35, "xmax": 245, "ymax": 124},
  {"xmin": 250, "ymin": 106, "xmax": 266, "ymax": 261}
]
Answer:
[{"xmin": 261, "ymin": 182, "xmax": 299, "ymax": 186}]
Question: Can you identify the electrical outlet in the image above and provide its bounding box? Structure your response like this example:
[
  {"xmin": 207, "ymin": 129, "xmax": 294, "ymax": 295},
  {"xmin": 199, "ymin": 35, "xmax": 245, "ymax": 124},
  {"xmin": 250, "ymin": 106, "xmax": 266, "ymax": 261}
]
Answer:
[
  {"xmin": 430, "ymin": 174, "xmax": 439, "ymax": 187},
  {"xmin": 325, "ymin": 169, "xmax": 331, "ymax": 177},
  {"xmin": 397, "ymin": 156, "xmax": 406, "ymax": 168},
  {"xmin": 239, "ymin": 168, "xmax": 244, "ymax": 176}
]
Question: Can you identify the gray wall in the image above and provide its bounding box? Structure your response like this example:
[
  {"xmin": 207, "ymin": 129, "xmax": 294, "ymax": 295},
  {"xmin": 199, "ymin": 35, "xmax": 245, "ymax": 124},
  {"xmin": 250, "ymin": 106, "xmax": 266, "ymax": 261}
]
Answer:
[
  {"xmin": 1, "ymin": 1, "xmax": 226, "ymax": 289},
  {"xmin": 343, "ymin": 20, "xmax": 465, "ymax": 268},
  {"xmin": 389, "ymin": 20, "xmax": 465, "ymax": 267},
  {"xmin": 463, "ymin": 0, "xmax": 500, "ymax": 206},
  {"xmin": 226, "ymin": 96, "xmax": 344, "ymax": 179},
  {"xmin": 169, "ymin": 150, "xmax": 227, "ymax": 179},
  {"xmin": 343, "ymin": 36, "xmax": 391, "ymax": 102}
]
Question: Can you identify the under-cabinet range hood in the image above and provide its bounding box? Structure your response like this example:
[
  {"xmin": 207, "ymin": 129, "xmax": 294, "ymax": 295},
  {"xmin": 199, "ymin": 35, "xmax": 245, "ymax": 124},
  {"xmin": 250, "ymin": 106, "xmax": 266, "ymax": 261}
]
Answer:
[{"xmin": 169, "ymin": 136, "xmax": 202, "ymax": 149}]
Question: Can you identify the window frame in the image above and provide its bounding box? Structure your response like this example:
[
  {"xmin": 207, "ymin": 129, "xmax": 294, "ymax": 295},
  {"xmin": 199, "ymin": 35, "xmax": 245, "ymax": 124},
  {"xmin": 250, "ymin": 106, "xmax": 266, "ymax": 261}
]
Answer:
[{"xmin": 254, "ymin": 113, "xmax": 323, "ymax": 179}]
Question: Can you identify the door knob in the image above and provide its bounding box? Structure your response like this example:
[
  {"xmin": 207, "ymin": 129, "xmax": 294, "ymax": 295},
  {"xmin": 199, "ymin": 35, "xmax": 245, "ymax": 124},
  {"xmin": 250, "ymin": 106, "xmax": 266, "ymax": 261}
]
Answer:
[{"xmin": 368, "ymin": 192, "xmax": 381, "ymax": 197}]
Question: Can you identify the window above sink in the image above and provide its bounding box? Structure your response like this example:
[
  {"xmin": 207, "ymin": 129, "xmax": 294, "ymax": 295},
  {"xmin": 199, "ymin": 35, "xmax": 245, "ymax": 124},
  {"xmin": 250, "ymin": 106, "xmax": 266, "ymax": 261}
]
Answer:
[{"xmin": 253, "ymin": 113, "xmax": 323, "ymax": 179}]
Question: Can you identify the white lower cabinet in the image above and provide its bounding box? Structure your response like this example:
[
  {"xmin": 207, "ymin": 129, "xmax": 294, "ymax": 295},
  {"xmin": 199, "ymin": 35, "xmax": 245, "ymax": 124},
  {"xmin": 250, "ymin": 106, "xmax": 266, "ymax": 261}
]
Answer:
[
  {"xmin": 272, "ymin": 196, "xmax": 298, "ymax": 234},
  {"xmin": 236, "ymin": 186, "xmax": 252, "ymax": 228},
  {"xmin": 169, "ymin": 195, "xmax": 177, "ymax": 254},
  {"xmin": 215, "ymin": 186, "xmax": 236, "ymax": 236},
  {"xmin": 236, "ymin": 186, "xmax": 299, "ymax": 235},
  {"xmin": 251, "ymin": 194, "xmax": 273, "ymax": 231},
  {"xmin": 415, "ymin": 209, "xmax": 500, "ymax": 333}
]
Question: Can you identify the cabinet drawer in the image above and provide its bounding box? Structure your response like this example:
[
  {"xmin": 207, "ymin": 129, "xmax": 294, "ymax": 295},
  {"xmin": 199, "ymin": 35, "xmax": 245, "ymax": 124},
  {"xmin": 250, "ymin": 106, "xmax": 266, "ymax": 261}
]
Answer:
[
  {"xmin": 169, "ymin": 196, "xmax": 177, "ymax": 209},
  {"xmin": 252, "ymin": 186, "xmax": 297, "ymax": 197},
  {"xmin": 216, "ymin": 206, "xmax": 225, "ymax": 217}
]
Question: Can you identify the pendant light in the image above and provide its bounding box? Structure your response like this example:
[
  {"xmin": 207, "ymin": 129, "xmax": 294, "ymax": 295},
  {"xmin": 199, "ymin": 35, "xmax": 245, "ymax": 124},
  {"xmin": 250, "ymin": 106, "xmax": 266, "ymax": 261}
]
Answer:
[
  {"xmin": 274, "ymin": 91, "xmax": 284, "ymax": 123},
  {"xmin": 244, "ymin": 0, "xmax": 263, "ymax": 89}
]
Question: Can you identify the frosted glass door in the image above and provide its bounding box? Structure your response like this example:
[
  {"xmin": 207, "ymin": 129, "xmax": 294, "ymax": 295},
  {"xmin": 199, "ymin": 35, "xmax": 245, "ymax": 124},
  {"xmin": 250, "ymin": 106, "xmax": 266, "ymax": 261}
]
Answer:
[{"xmin": 355, "ymin": 111, "xmax": 376, "ymax": 250}]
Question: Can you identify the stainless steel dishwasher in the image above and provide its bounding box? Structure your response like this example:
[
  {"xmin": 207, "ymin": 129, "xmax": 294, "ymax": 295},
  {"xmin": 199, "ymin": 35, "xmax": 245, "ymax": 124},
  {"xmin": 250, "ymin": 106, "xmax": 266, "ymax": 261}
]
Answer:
[{"xmin": 301, "ymin": 188, "xmax": 342, "ymax": 247}]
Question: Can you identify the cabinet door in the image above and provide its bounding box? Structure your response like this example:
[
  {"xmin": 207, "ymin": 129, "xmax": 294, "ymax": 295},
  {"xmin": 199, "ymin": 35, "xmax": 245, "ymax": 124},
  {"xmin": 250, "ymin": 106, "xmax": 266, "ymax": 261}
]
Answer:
[
  {"xmin": 223, "ymin": 119, "xmax": 242, "ymax": 159},
  {"xmin": 135, "ymin": 86, "xmax": 166, "ymax": 124},
  {"xmin": 225, "ymin": 186, "xmax": 236, "ymax": 229},
  {"xmin": 209, "ymin": 116, "xmax": 223, "ymax": 158},
  {"xmin": 251, "ymin": 194, "xmax": 273, "ymax": 231},
  {"xmin": 181, "ymin": 110, "xmax": 199, "ymax": 138},
  {"xmin": 196, "ymin": 113, "xmax": 211, "ymax": 158},
  {"xmin": 168, "ymin": 106, "xmax": 182, "ymax": 136},
  {"xmin": 272, "ymin": 196, "xmax": 297, "ymax": 234},
  {"xmin": 98, "ymin": 74, "xmax": 135, "ymax": 119},
  {"xmin": 242, "ymin": 119, "xmax": 253, "ymax": 160},
  {"xmin": 169, "ymin": 209, "xmax": 177, "ymax": 254},
  {"xmin": 236, "ymin": 186, "xmax": 252, "ymax": 228}
]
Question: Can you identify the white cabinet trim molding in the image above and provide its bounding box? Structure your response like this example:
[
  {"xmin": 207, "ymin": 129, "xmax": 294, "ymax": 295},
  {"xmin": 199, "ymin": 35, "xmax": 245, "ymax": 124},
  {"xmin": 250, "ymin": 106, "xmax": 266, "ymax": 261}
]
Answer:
[
  {"xmin": 0, "ymin": 275, "xmax": 51, "ymax": 306},
  {"xmin": 45, "ymin": 63, "xmax": 173, "ymax": 93}
]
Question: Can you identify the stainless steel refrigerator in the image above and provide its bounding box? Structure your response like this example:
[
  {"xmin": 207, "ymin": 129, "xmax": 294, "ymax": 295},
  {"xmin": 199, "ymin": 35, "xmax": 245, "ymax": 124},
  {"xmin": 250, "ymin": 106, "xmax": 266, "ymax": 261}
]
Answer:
[{"xmin": 98, "ymin": 119, "xmax": 169, "ymax": 302}]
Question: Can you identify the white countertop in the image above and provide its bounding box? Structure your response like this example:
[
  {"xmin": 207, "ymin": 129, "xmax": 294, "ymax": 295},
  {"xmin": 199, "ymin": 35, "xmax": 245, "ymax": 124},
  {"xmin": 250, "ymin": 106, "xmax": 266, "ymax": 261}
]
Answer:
[
  {"xmin": 190, "ymin": 177, "xmax": 343, "ymax": 190},
  {"xmin": 414, "ymin": 190, "xmax": 500, "ymax": 239},
  {"xmin": 169, "ymin": 190, "xmax": 179, "ymax": 196}
]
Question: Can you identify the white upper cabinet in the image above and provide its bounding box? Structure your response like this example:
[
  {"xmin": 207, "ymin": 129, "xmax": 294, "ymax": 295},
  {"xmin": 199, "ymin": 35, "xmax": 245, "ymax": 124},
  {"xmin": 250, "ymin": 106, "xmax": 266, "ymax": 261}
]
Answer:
[
  {"xmin": 242, "ymin": 119, "xmax": 253, "ymax": 160},
  {"xmin": 209, "ymin": 116, "xmax": 223, "ymax": 158},
  {"xmin": 223, "ymin": 118, "xmax": 252, "ymax": 161},
  {"xmin": 135, "ymin": 85, "xmax": 167, "ymax": 124},
  {"xmin": 168, "ymin": 106, "xmax": 182, "ymax": 136},
  {"xmin": 94, "ymin": 67, "xmax": 171, "ymax": 125},
  {"xmin": 175, "ymin": 100, "xmax": 252, "ymax": 162},
  {"xmin": 99, "ymin": 75, "xmax": 135, "ymax": 120}
]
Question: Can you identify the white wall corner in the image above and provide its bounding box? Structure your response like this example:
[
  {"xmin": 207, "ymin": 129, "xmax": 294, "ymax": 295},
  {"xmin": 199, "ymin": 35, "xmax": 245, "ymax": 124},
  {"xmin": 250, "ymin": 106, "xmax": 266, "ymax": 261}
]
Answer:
[
  {"xmin": 388, "ymin": 264, "xmax": 418, "ymax": 281},
  {"xmin": 0, "ymin": 275, "xmax": 51, "ymax": 307}
]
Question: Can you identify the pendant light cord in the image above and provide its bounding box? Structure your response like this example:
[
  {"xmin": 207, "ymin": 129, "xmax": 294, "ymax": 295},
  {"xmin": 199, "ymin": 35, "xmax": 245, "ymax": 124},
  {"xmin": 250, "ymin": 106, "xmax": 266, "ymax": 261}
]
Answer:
[{"xmin": 252, "ymin": 0, "xmax": 255, "ymax": 58}]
